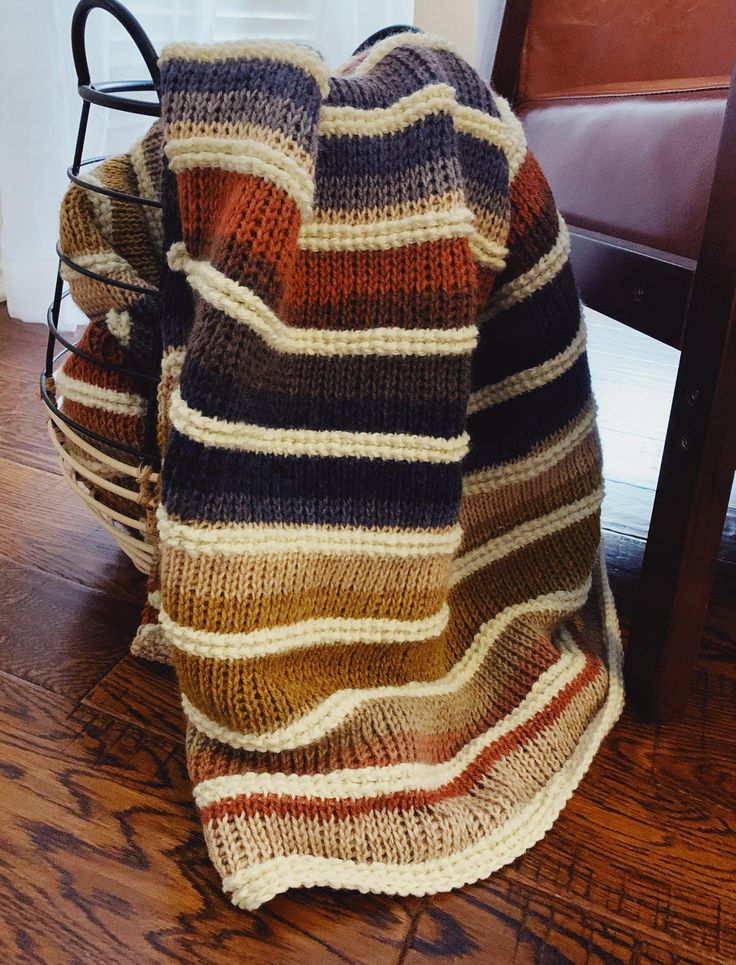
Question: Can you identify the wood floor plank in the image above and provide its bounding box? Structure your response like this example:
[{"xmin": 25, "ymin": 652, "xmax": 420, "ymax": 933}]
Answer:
[
  {"xmin": 0, "ymin": 673, "xmax": 416, "ymax": 965},
  {"xmin": 0, "ymin": 366, "xmax": 62, "ymax": 475},
  {"xmin": 0, "ymin": 556, "xmax": 137, "ymax": 699},
  {"xmin": 2, "ymin": 303, "xmax": 734, "ymax": 964},
  {"xmin": 402, "ymin": 876, "xmax": 726, "ymax": 964},
  {"xmin": 83, "ymin": 654, "xmax": 183, "ymax": 742},
  {"xmin": 602, "ymin": 480, "xmax": 736, "ymax": 564},
  {"xmin": 0, "ymin": 455, "xmax": 145, "ymax": 604}
]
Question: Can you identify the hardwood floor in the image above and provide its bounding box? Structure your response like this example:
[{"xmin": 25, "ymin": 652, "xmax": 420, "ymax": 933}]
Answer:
[{"xmin": 0, "ymin": 306, "xmax": 734, "ymax": 964}]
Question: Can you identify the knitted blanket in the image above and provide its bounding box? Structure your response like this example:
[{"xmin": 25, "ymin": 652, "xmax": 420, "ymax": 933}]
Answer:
[{"xmin": 56, "ymin": 31, "xmax": 624, "ymax": 911}]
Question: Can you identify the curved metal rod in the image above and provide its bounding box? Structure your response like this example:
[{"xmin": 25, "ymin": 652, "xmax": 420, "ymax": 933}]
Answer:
[
  {"xmin": 40, "ymin": 370, "xmax": 160, "ymax": 467},
  {"xmin": 56, "ymin": 242, "xmax": 161, "ymax": 297},
  {"xmin": 352, "ymin": 24, "xmax": 421, "ymax": 56},
  {"xmin": 46, "ymin": 291, "xmax": 159, "ymax": 384},
  {"xmin": 72, "ymin": 1, "xmax": 161, "ymax": 116},
  {"xmin": 67, "ymin": 157, "xmax": 163, "ymax": 207}
]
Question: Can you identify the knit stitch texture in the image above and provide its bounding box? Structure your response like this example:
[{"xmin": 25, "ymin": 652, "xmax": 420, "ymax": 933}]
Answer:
[{"xmin": 57, "ymin": 31, "xmax": 624, "ymax": 910}]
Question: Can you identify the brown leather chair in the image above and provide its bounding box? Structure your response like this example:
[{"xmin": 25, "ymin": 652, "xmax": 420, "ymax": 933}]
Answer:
[{"xmin": 492, "ymin": 0, "xmax": 736, "ymax": 720}]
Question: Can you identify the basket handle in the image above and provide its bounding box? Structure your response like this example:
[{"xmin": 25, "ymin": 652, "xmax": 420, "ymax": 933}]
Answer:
[{"xmin": 71, "ymin": 0, "xmax": 160, "ymax": 114}]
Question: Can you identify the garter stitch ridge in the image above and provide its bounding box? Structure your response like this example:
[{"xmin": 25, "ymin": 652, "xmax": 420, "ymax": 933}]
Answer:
[{"xmin": 56, "ymin": 30, "xmax": 624, "ymax": 910}]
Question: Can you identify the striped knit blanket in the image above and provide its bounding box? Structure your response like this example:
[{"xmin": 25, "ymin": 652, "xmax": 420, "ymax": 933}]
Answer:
[{"xmin": 57, "ymin": 31, "xmax": 623, "ymax": 910}]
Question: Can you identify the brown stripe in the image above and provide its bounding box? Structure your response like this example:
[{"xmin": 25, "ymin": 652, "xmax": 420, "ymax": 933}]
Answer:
[
  {"xmin": 198, "ymin": 646, "xmax": 604, "ymax": 825},
  {"xmin": 458, "ymin": 429, "xmax": 602, "ymax": 555},
  {"xmin": 185, "ymin": 618, "xmax": 564, "ymax": 787},
  {"xmin": 175, "ymin": 515, "xmax": 599, "ymax": 735},
  {"xmin": 160, "ymin": 551, "xmax": 451, "ymax": 631},
  {"xmin": 185, "ymin": 300, "xmax": 471, "ymax": 404}
]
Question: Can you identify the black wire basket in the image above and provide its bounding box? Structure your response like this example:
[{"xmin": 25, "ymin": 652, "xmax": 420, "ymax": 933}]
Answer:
[{"xmin": 41, "ymin": 0, "xmax": 162, "ymax": 574}]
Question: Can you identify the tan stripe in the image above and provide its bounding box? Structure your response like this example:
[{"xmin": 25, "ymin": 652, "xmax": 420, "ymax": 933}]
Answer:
[
  {"xmin": 161, "ymin": 602, "xmax": 450, "ymax": 660},
  {"xmin": 492, "ymin": 93, "xmax": 527, "ymax": 182},
  {"xmin": 451, "ymin": 489, "xmax": 603, "ymax": 587},
  {"xmin": 167, "ymin": 120, "xmax": 313, "ymax": 171},
  {"xmin": 458, "ymin": 429, "xmax": 602, "ymax": 555},
  {"xmin": 297, "ymin": 207, "xmax": 478, "ymax": 252},
  {"xmin": 55, "ymin": 371, "xmax": 146, "ymax": 416},
  {"xmin": 352, "ymin": 32, "xmax": 459, "ymax": 77},
  {"xmin": 106, "ymin": 309, "xmax": 132, "ymax": 347},
  {"xmin": 161, "ymin": 550, "xmax": 451, "ymax": 630},
  {"xmin": 313, "ymin": 191, "xmax": 466, "ymax": 226}
]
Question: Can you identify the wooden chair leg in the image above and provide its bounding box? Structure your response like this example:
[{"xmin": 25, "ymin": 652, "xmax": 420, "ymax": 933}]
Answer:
[{"xmin": 625, "ymin": 311, "xmax": 736, "ymax": 721}]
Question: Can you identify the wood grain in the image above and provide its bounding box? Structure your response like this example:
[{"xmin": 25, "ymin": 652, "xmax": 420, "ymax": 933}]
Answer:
[
  {"xmin": 0, "ymin": 455, "xmax": 146, "ymax": 604},
  {"xmin": 1, "ymin": 306, "xmax": 734, "ymax": 963},
  {"xmin": 402, "ymin": 877, "xmax": 728, "ymax": 964},
  {"xmin": 83, "ymin": 654, "xmax": 183, "ymax": 741},
  {"xmin": 0, "ymin": 556, "xmax": 135, "ymax": 698},
  {"xmin": 0, "ymin": 672, "xmax": 418, "ymax": 965}
]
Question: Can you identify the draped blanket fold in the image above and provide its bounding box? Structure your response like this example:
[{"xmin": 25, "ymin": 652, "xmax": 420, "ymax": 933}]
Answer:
[{"xmin": 56, "ymin": 31, "xmax": 624, "ymax": 911}]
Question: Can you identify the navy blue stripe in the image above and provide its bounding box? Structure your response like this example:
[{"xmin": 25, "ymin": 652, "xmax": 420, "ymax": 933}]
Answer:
[
  {"xmin": 314, "ymin": 157, "xmax": 461, "ymax": 211},
  {"xmin": 465, "ymin": 356, "xmax": 592, "ymax": 471},
  {"xmin": 471, "ymin": 265, "xmax": 580, "ymax": 391},
  {"xmin": 162, "ymin": 432, "xmax": 462, "ymax": 527},
  {"xmin": 162, "ymin": 57, "xmax": 322, "ymax": 113},
  {"xmin": 318, "ymin": 112, "xmax": 459, "ymax": 179},
  {"xmin": 180, "ymin": 362, "xmax": 468, "ymax": 437}
]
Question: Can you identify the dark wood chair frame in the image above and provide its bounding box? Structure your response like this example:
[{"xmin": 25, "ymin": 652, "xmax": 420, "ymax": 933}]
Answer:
[{"xmin": 492, "ymin": 2, "xmax": 736, "ymax": 720}]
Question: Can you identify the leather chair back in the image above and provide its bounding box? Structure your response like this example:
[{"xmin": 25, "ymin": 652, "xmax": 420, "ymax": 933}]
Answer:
[{"xmin": 493, "ymin": 0, "xmax": 735, "ymax": 266}]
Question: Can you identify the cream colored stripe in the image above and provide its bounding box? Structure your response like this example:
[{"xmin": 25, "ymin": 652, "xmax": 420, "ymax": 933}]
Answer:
[
  {"xmin": 168, "ymin": 387, "xmax": 468, "ymax": 464},
  {"xmin": 464, "ymin": 402, "xmax": 598, "ymax": 495},
  {"xmin": 167, "ymin": 242, "xmax": 477, "ymax": 357},
  {"xmin": 166, "ymin": 137, "xmax": 313, "ymax": 216},
  {"xmin": 167, "ymin": 121, "xmax": 313, "ymax": 171},
  {"xmin": 106, "ymin": 309, "xmax": 132, "ymax": 348},
  {"xmin": 55, "ymin": 371, "xmax": 146, "ymax": 417},
  {"xmin": 352, "ymin": 32, "xmax": 459, "ymax": 76},
  {"xmin": 218, "ymin": 548, "xmax": 623, "ymax": 911},
  {"xmin": 450, "ymin": 488, "xmax": 603, "ymax": 587},
  {"xmin": 181, "ymin": 581, "xmax": 591, "ymax": 751},
  {"xmin": 484, "ymin": 215, "xmax": 570, "ymax": 319},
  {"xmin": 454, "ymin": 104, "xmax": 517, "ymax": 158},
  {"xmin": 161, "ymin": 345, "xmax": 186, "ymax": 380},
  {"xmin": 160, "ymin": 40, "xmax": 330, "ymax": 96},
  {"xmin": 320, "ymin": 83, "xmax": 457, "ymax": 136},
  {"xmin": 468, "ymin": 318, "xmax": 586, "ymax": 414},
  {"xmin": 130, "ymin": 135, "xmax": 164, "ymax": 251},
  {"xmin": 83, "ymin": 171, "xmax": 114, "ymax": 246},
  {"xmin": 468, "ymin": 232, "xmax": 508, "ymax": 270},
  {"xmin": 163, "ymin": 603, "xmax": 450, "ymax": 660},
  {"xmin": 59, "ymin": 250, "xmax": 144, "ymax": 284},
  {"xmin": 492, "ymin": 94, "xmax": 527, "ymax": 182},
  {"xmin": 297, "ymin": 207, "xmax": 477, "ymax": 252},
  {"xmin": 314, "ymin": 191, "xmax": 465, "ymax": 227},
  {"xmin": 194, "ymin": 628, "xmax": 587, "ymax": 807},
  {"xmin": 157, "ymin": 506, "xmax": 462, "ymax": 558}
]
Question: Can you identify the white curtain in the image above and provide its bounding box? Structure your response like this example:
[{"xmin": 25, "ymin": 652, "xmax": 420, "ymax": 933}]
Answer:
[{"xmin": 0, "ymin": 0, "xmax": 506, "ymax": 325}]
